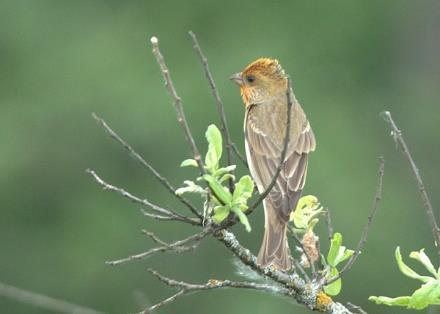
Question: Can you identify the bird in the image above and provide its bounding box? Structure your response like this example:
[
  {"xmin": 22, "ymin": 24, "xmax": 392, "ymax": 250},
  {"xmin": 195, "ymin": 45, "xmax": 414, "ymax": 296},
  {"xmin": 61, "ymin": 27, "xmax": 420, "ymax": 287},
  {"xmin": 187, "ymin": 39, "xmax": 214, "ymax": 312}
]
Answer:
[{"xmin": 230, "ymin": 58, "xmax": 316, "ymax": 270}]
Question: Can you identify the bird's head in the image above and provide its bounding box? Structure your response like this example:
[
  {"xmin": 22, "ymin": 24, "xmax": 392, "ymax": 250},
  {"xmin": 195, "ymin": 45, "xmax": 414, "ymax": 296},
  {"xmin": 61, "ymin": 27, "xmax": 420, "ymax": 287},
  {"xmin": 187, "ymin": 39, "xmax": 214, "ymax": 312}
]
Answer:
[{"xmin": 230, "ymin": 58, "xmax": 287, "ymax": 105}]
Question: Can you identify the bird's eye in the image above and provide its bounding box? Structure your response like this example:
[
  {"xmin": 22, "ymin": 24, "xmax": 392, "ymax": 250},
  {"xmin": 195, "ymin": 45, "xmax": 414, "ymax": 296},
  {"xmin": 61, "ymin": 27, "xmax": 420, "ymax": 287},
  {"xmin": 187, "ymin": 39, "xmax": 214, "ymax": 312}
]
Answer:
[{"xmin": 246, "ymin": 75, "xmax": 255, "ymax": 83}]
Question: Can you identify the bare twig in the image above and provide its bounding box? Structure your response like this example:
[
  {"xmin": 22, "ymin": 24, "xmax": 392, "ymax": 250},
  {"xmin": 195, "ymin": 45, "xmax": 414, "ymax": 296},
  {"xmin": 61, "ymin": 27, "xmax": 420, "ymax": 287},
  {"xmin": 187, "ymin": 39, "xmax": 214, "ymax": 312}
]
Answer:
[
  {"xmin": 143, "ymin": 289, "xmax": 185, "ymax": 314},
  {"xmin": 237, "ymin": 78, "xmax": 294, "ymax": 219},
  {"xmin": 324, "ymin": 207, "xmax": 334, "ymax": 242},
  {"xmin": 326, "ymin": 157, "xmax": 385, "ymax": 285},
  {"xmin": 143, "ymin": 268, "xmax": 291, "ymax": 313},
  {"xmin": 141, "ymin": 230, "xmax": 168, "ymax": 246},
  {"xmin": 346, "ymin": 302, "xmax": 368, "ymax": 314},
  {"xmin": 139, "ymin": 208, "xmax": 179, "ymax": 221},
  {"xmin": 150, "ymin": 36, "xmax": 205, "ymax": 175},
  {"xmin": 107, "ymin": 229, "xmax": 211, "ymax": 266},
  {"xmin": 188, "ymin": 31, "xmax": 248, "ymax": 175},
  {"xmin": 290, "ymin": 230, "xmax": 317, "ymax": 278},
  {"xmin": 382, "ymin": 111, "xmax": 440, "ymax": 257},
  {"xmin": 0, "ymin": 282, "xmax": 103, "ymax": 314},
  {"xmin": 92, "ymin": 113, "xmax": 202, "ymax": 219},
  {"xmin": 293, "ymin": 257, "xmax": 311, "ymax": 283},
  {"xmin": 86, "ymin": 169, "xmax": 200, "ymax": 226}
]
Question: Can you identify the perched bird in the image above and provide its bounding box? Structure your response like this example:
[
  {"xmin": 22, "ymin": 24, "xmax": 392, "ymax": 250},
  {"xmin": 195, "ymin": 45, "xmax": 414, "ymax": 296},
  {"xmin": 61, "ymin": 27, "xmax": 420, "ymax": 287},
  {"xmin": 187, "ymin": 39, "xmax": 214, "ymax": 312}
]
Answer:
[{"xmin": 230, "ymin": 58, "xmax": 316, "ymax": 270}]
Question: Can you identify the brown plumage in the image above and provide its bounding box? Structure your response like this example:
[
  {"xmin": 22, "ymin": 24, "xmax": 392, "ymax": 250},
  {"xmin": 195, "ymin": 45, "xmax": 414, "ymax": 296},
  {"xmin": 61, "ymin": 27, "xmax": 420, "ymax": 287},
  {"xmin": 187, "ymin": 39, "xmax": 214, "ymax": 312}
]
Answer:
[{"xmin": 230, "ymin": 58, "xmax": 316, "ymax": 270}]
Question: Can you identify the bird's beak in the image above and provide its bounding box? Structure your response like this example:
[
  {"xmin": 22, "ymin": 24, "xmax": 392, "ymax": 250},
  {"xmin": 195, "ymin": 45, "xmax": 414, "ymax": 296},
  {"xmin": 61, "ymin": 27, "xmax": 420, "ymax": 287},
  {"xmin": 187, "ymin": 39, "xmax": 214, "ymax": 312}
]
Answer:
[{"xmin": 229, "ymin": 72, "xmax": 243, "ymax": 85}]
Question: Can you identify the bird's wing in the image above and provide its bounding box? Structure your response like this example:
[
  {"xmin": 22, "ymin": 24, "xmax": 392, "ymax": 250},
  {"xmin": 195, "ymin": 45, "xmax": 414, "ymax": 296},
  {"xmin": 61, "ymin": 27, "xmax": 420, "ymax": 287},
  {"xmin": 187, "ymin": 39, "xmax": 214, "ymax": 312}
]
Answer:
[{"xmin": 245, "ymin": 102, "xmax": 315, "ymax": 222}]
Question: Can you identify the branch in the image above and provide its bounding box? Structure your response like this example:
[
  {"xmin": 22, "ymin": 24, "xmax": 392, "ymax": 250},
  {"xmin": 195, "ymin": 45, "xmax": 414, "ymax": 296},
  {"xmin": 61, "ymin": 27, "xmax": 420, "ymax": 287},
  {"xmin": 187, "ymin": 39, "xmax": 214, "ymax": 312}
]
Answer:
[
  {"xmin": 92, "ymin": 113, "xmax": 202, "ymax": 219},
  {"xmin": 324, "ymin": 207, "xmax": 335, "ymax": 242},
  {"xmin": 107, "ymin": 229, "xmax": 211, "ymax": 266},
  {"xmin": 143, "ymin": 268, "xmax": 291, "ymax": 313},
  {"xmin": 141, "ymin": 229, "xmax": 168, "ymax": 246},
  {"xmin": 188, "ymin": 31, "xmax": 248, "ymax": 174},
  {"xmin": 215, "ymin": 229, "xmax": 355, "ymax": 313},
  {"xmin": 86, "ymin": 169, "xmax": 200, "ymax": 226},
  {"xmin": 346, "ymin": 302, "xmax": 368, "ymax": 314},
  {"xmin": 382, "ymin": 111, "xmax": 440, "ymax": 257},
  {"xmin": 139, "ymin": 208, "xmax": 181, "ymax": 221},
  {"xmin": 0, "ymin": 282, "xmax": 103, "ymax": 314},
  {"xmin": 290, "ymin": 230, "xmax": 317, "ymax": 278},
  {"xmin": 326, "ymin": 157, "xmax": 385, "ymax": 285},
  {"xmin": 150, "ymin": 36, "xmax": 205, "ymax": 175}
]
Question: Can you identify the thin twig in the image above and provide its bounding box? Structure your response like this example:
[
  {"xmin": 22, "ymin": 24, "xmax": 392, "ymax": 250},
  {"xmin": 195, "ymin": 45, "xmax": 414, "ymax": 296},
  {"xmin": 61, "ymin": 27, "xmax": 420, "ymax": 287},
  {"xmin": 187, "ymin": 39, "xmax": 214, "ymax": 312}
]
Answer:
[
  {"xmin": 324, "ymin": 207, "xmax": 334, "ymax": 242},
  {"xmin": 141, "ymin": 230, "xmax": 168, "ymax": 246},
  {"xmin": 143, "ymin": 289, "xmax": 185, "ymax": 314},
  {"xmin": 326, "ymin": 157, "xmax": 385, "ymax": 285},
  {"xmin": 293, "ymin": 257, "xmax": 311, "ymax": 283},
  {"xmin": 0, "ymin": 282, "xmax": 103, "ymax": 314},
  {"xmin": 234, "ymin": 77, "xmax": 294, "ymax": 221},
  {"xmin": 290, "ymin": 229, "xmax": 316, "ymax": 278},
  {"xmin": 143, "ymin": 268, "xmax": 291, "ymax": 313},
  {"xmin": 346, "ymin": 302, "xmax": 368, "ymax": 314},
  {"xmin": 139, "ymin": 208, "xmax": 180, "ymax": 221},
  {"xmin": 86, "ymin": 169, "xmax": 200, "ymax": 226},
  {"xmin": 382, "ymin": 111, "xmax": 440, "ymax": 257},
  {"xmin": 150, "ymin": 36, "xmax": 205, "ymax": 175},
  {"xmin": 92, "ymin": 113, "xmax": 202, "ymax": 219},
  {"xmin": 107, "ymin": 229, "xmax": 211, "ymax": 266},
  {"xmin": 188, "ymin": 31, "xmax": 248, "ymax": 175}
]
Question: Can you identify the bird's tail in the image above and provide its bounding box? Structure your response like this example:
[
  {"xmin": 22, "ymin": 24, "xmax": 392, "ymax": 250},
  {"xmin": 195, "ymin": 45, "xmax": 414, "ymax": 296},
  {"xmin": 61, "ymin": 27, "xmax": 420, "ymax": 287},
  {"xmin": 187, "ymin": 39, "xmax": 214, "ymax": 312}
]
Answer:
[{"xmin": 257, "ymin": 200, "xmax": 291, "ymax": 270}]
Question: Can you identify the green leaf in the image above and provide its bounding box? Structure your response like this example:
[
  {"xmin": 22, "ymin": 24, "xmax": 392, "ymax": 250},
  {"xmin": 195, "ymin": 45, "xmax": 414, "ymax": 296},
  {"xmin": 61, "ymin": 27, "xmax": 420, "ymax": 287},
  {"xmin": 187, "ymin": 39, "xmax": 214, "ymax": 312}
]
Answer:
[
  {"xmin": 238, "ymin": 204, "xmax": 248, "ymax": 212},
  {"xmin": 233, "ymin": 175, "xmax": 254, "ymax": 203},
  {"xmin": 290, "ymin": 195, "xmax": 323, "ymax": 230},
  {"xmin": 213, "ymin": 165, "xmax": 236, "ymax": 178},
  {"xmin": 327, "ymin": 233, "xmax": 342, "ymax": 267},
  {"xmin": 368, "ymin": 296, "xmax": 411, "ymax": 307},
  {"xmin": 395, "ymin": 247, "xmax": 431, "ymax": 283},
  {"xmin": 337, "ymin": 248, "xmax": 354, "ymax": 264},
  {"xmin": 324, "ymin": 267, "xmax": 341, "ymax": 296},
  {"xmin": 231, "ymin": 206, "xmax": 251, "ymax": 232},
  {"xmin": 205, "ymin": 125, "xmax": 222, "ymax": 171},
  {"xmin": 410, "ymin": 249, "xmax": 438, "ymax": 278},
  {"xmin": 202, "ymin": 174, "xmax": 232, "ymax": 206},
  {"xmin": 218, "ymin": 173, "xmax": 235, "ymax": 184},
  {"xmin": 408, "ymin": 280, "xmax": 440, "ymax": 309},
  {"xmin": 180, "ymin": 159, "xmax": 198, "ymax": 167},
  {"xmin": 175, "ymin": 180, "xmax": 206, "ymax": 196},
  {"xmin": 212, "ymin": 206, "xmax": 230, "ymax": 224}
]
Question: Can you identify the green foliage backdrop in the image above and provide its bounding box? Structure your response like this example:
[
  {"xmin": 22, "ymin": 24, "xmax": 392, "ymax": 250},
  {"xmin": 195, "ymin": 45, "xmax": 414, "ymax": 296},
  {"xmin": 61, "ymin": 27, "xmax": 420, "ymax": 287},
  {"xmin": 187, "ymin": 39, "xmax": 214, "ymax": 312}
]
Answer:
[{"xmin": 1, "ymin": 1, "xmax": 439, "ymax": 313}]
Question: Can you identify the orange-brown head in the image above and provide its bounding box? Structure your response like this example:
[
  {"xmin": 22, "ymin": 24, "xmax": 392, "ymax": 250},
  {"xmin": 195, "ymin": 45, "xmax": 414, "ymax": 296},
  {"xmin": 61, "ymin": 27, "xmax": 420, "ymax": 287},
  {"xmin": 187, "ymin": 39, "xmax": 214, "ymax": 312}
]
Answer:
[{"xmin": 230, "ymin": 58, "xmax": 288, "ymax": 105}]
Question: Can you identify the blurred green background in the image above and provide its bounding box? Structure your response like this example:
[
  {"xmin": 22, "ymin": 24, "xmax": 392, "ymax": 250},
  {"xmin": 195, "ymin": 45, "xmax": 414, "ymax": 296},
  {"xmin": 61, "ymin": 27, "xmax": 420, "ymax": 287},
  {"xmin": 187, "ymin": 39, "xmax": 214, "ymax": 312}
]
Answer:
[{"xmin": 1, "ymin": 1, "xmax": 440, "ymax": 313}]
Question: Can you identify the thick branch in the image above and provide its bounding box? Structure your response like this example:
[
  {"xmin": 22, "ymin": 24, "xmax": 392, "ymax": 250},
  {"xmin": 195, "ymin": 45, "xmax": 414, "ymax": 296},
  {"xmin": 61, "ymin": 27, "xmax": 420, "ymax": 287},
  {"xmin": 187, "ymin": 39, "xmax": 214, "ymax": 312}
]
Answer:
[
  {"xmin": 215, "ymin": 229, "xmax": 302, "ymax": 287},
  {"xmin": 92, "ymin": 113, "xmax": 201, "ymax": 219},
  {"xmin": 0, "ymin": 282, "xmax": 103, "ymax": 314},
  {"xmin": 326, "ymin": 157, "xmax": 384, "ymax": 285},
  {"xmin": 382, "ymin": 111, "xmax": 440, "ymax": 257},
  {"xmin": 143, "ymin": 269, "xmax": 291, "ymax": 313},
  {"xmin": 188, "ymin": 31, "xmax": 248, "ymax": 174}
]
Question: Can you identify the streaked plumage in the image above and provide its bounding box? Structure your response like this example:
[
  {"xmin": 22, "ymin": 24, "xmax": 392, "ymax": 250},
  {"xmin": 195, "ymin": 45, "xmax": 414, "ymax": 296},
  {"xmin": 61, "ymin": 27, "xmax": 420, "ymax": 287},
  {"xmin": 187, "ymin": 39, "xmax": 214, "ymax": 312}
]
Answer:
[{"xmin": 231, "ymin": 58, "xmax": 316, "ymax": 270}]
